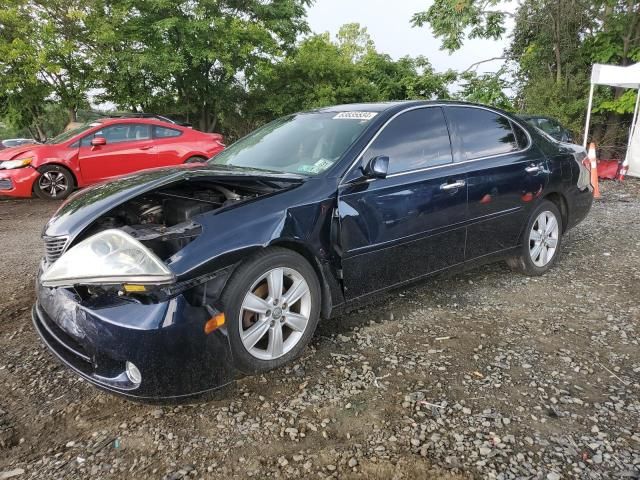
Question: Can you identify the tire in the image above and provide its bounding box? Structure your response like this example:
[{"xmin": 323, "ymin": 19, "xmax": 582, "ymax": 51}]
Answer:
[
  {"xmin": 220, "ymin": 247, "xmax": 321, "ymax": 374},
  {"xmin": 507, "ymin": 200, "xmax": 563, "ymax": 276},
  {"xmin": 184, "ymin": 156, "xmax": 207, "ymax": 164},
  {"xmin": 34, "ymin": 165, "xmax": 74, "ymax": 200}
]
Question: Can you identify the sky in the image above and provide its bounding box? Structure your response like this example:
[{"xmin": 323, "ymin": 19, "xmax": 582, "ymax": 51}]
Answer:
[{"xmin": 307, "ymin": 0, "xmax": 513, "ymax": 75}]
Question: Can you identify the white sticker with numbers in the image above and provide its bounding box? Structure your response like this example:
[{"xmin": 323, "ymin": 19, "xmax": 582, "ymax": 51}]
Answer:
[{"xmin": 332, "ymin": 112, "xmax": 378, "ymax": 120}]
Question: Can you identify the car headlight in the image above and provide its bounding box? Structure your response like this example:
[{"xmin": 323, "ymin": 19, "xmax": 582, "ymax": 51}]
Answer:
[
  {"xmin": 0, "ymin": 157, "xmax": 33, "ymax": 169},
  {"xmin": 41, "ymin": 229, "xmax": 175, "ymax": 288}
]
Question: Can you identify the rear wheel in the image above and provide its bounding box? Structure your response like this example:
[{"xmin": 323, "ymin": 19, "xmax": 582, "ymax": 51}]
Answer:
[
  {"xmin": 220, "ymin": 248, "xmax": 321, "ymax": 374},
  {"xmin": 34, "ymin": 165, "xmax": 74, "ymax": 200},
  {"xmin": 507, "ymin": 200, "xmax": 563, "ymax": 276},
  {"xmin": 184, "ymin": 156, "xmax": 207, "ymax": 164}
]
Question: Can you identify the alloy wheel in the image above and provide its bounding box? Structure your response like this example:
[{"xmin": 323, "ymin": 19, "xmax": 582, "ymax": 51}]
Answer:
[
  {"xmin": 38, "ymin": 171, "xmax": 68, "ymax": 198},
  {"xmin": 529, "ymin": 210, "xmax": 559, "ymax": 267},
  {"xmin": 238, "ymin": 267, "xmax": 311, "ymax": 361}
]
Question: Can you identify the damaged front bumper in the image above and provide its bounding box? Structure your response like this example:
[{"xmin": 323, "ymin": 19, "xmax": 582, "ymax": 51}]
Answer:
[
  {"xmin": 0, "ymin": 166, "xmax": 40, "ymax": 197},
  {"xmin": 32, "ymin": 271, "xmax": 237, "ymax": 400}
]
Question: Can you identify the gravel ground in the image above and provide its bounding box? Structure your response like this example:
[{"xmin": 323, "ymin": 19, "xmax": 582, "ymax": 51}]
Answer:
[{"xmin": 0, "ymin": 180, "xmax": 639, "ymax": 480}]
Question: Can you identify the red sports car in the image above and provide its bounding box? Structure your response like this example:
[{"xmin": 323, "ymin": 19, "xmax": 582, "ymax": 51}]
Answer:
[{"xmin": 0, "ymin": 116, "xmax": 224, "ymax": 200}]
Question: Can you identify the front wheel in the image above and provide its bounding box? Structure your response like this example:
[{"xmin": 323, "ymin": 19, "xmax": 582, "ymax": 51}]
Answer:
[
  {"xmin": 220, "ymin": 248, "xmax": 321, "ymax": 374},
  {"xmin": 507, "ymin": 200, "xmax": 563, "ymax": 276},
  {"xmin": 33, "ymin": 165, "xmax": 74, "ymax": 200}
]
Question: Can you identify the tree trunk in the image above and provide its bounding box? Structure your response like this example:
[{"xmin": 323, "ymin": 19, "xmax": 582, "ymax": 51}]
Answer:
[
  {"xmin": 68, "ymin": 108, "xmax": 77, "ymax": 124},
  {"xmin": 552, "ymin": 2, "xmax": 562, "ymax": 83},
  {"xmin": 208, "ymin": 115, "xmax": 218, "ymax": 133},
  {"xmin": 199, "ymin": 107, "xmax": 208, "ymax": 132},
  {"xmin": 33, "ymin": 123, "xmax": 46, "ymax": 142},
  {"xmin": 554, "ymin": 43, "xmax": 562, "ymax": 82}
]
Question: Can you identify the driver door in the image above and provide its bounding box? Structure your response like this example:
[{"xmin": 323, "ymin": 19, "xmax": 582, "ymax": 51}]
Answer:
[
  {"xmin": 78, "ymin": 124, "xmax": 158, "ymax": 183},
  {"xmin": 337, "ymin": 107, "xmax": 468, "ymax": 300}
]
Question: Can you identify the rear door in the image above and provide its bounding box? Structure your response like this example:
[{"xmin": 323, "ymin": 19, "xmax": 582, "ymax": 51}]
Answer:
[
  {"xmin": 338, "ymin": 107, "xmax": 468, "ymax": 300},
  {"xmin": 444, "ymin": 106, "xmax": 548, "ymax": 260},
  {"xmin": 78, "ymin": 123, "xmax": 158, "ymax": 183}
]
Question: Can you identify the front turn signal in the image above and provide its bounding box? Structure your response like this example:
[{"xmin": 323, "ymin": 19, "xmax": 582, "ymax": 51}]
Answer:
[
  {"xmin": 123, "ymin": 284, "xmax": 147, "ymax": 293},
  {"xmin": 204, "ymin": 313, "xmax": 225, "ymax": 334}
]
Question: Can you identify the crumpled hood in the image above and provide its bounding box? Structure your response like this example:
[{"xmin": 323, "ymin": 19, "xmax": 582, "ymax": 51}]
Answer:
[
  {"xmin": 43, "ymin": 165, "xmax": 303, "ymax": 239},
  {"xmin": 0, "ymin": 143, "xmax": 44, "ymax": 161}
]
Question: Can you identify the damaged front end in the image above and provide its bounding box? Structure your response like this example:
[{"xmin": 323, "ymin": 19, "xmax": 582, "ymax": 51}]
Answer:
[
  {"xmin": 43, "ymin": 176, "xmax": 286, "ymax": 302},
  {"xmin": 33, "ymin": 170, "xmax": 302, "ymax": 399}
]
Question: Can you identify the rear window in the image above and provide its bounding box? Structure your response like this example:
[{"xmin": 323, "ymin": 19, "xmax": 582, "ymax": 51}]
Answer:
[
  {"xmin": 447, "ymin": 107, "xmax": 518, "ymax": 160},
  {"xmin": 154, "ymin": 126, "xmax": 182, "ymax": 138}
]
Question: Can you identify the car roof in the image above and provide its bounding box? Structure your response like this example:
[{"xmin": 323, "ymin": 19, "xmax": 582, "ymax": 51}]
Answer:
[
  {"xmin": 91, "ymin": 117, "xmax": 184, "ymax": 127},
  {"xmin": 311, "ymin": 100, "xmax": 519, "ymax": 116},
  {"xmin": 519, "ymin": 114, "xmax": 556, "ymax": 121}
]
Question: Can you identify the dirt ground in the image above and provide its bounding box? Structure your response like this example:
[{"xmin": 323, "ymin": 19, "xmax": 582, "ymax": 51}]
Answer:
[{"xmin": 0, "ymin": 180, "xmax": 639, "ymax": 480}]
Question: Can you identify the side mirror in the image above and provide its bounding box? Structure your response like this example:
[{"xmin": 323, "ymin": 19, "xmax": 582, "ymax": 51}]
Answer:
[
  {"xmin": 362, "ymin": 155, "xmax": 389, "ymax": 179},
  {"xmin": 91, "ymin": 136, "xmax": 107, "ymax": 147}
]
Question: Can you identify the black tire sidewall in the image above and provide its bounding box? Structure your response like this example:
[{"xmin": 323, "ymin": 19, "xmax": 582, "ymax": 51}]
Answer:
[
  {"xmin": 519, "ymin": 200, "xmax": 563, "ymax": 275},
  {"xmin": 184, "ymin": 156, "xmax": 206, "ymax": 164},
  {"xmin": 34, "ymin": 165, "xmax": 74, "ymax": 200},
  {"xmin": 221, "ymin": 248, "xmax": 321, "ymax": 374}
]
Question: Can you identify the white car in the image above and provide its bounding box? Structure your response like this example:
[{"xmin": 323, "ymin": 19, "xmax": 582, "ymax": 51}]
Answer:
[{"xmin": 1, "ymin": 138, "xmax": 37, "ymax": 149}]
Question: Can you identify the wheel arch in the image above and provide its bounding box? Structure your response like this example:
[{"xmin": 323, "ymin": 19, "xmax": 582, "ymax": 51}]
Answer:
[
  {"xmin": 514, "ymin": 192, "xmax": 568, "ymax": 247},
  {"xmin": 35, "ymin": 162, "xmax": 78, "ymax": 188},
  {"xmin": 180, "ymin": 151, "xmax": 209, "ymax": 163},
  {"xmin": 268, "ymin": 239, "xmax": 335, "ymax": 320},
  {"xmin": 183, "ymin": 155, "xmax": 208, "ymax": 164},
  {"xmin": 543, "ymin": 191, "xmax": 569, "ymax": 233}
]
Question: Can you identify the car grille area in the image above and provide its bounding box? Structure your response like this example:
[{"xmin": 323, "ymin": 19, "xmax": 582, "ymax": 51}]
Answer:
[
  {"xmin": 43, "ymin": 236, "xmax": 68, "ymax": 263},
  {"xmin": 0, "ymin": 178, "xmax": 13, "ymax": 190}
]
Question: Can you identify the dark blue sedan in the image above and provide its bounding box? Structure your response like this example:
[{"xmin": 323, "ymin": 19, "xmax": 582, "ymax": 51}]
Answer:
[{"xmin": 33, "ymin": 101, "xmax": 593, "ymax": 400}]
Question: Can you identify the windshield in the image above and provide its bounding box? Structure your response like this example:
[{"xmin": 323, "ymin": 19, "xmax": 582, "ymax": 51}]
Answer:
[
  {"xmin": 47, "ymin": 123, "xmax": 100, "ymax": 144},
  {"xmin": 208, "ymin": 111, "xmax": 376, "ymax": 175}
]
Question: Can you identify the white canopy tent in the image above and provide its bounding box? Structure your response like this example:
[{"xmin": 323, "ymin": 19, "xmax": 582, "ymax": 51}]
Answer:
[{"xmin": 583, "ymin": 62, "xmax": 640, "ymax": 178}]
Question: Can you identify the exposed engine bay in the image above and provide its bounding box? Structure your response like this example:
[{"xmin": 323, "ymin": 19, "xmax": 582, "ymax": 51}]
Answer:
[{"xmin": 77, "ymin": 180, "xmax": 279, "ymax": 261}]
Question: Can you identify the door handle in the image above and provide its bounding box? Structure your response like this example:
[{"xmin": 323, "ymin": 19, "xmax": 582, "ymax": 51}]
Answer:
[
  {"xmin": 440, "ymin": 180, "xmax": 466, "ymax": 191},
  {"xmin": 525, "ymin": 164, "xmax": 543, "ymax": 173},
  {"xmin": 139, "ymin": 146, "xmax": 153, "ymax": 150}
]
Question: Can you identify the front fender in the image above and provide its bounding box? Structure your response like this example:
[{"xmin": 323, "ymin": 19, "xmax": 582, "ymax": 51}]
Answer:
[{"xmin": 165, "ymin": 185, "xmax": 343, "ymax": 311}]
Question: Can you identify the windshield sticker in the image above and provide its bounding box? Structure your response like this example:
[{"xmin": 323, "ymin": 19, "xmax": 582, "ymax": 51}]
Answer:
[
  {"xmin": 298, "ymin": 158, "xmax": 334, "ymax": 174},
  {"xmin": 332, "ymin": 112, "xmax": 378, "ymax": 120}
]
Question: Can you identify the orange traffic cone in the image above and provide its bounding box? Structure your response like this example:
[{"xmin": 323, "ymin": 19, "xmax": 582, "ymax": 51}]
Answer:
[{"xmin": 587, "ymin": 142, "xmax": 601, "ymax": 199}]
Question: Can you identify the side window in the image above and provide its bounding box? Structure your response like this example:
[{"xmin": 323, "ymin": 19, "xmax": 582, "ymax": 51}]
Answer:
[
  {"xmin": 80, "ymin": 124, "xmax": 151, "ymax": 146},
  {"xmin": 447, "ymin": 107, "xmax": 518, "ymax": 160},
  {"xmin": 536, "ymin": 118, "xmax": 562, "ymax": 138},
  {"xmin": 512, "ymin": 122, "xmax": 530, "ymax": 149},
  {"xmin": 364, "ymin": 107, "xmax": 452, "ymax": 174},
  {"xmin": 154, "ymin": 126, "xmax": 182, "ymax": 138}
]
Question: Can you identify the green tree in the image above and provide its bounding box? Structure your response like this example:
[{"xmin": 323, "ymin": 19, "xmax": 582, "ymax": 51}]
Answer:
[
  {"xmin": 93, "ymin": 0, "xmax": 311, "ymax": 132},
  {"xmin": 249, "ymin": 34, "xmax": 379, "ymax": 119},
  {"xmin": 413, "ymin": 0, "xmax": 640, "ymax": 151},
  {"xmin": 0, "ymin": 0, "xmax": 94, "ymax": 137},
  {"xmin": 411, "ymin": 0, "xmax": 509, "ymax": 53},
  {"xmin": 245, "ymin": 24, "xmax": 454, "ymax": 136},
  {"xmin": 336, "ymin": 23, "xmax": 375, "ymax": 62},
  {"xmin": 457, "ymin": 69, "xmax": 513, "ymax": 110},
  {"xmin": 34, "ymin": 0, "xmax": 95, "ymax": 122},
  {"xmin": 0, "ymin": 0, "xmax": 52, "ymax": 139}
]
